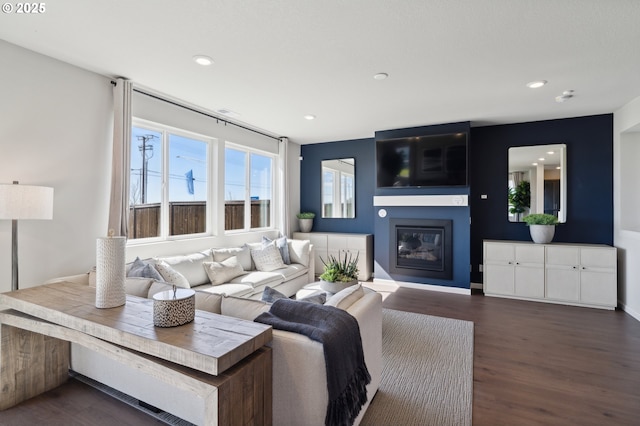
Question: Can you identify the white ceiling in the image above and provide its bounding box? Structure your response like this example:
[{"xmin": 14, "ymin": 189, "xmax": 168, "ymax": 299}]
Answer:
[{"xmin": 2, "ymin": 0, "xmax": 639, "ymax": 144}]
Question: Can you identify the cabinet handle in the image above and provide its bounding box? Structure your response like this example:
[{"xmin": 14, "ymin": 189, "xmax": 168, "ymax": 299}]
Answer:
[{"xmin": 572, "ymin": 266, "xmax": 578, "ymax": 270}]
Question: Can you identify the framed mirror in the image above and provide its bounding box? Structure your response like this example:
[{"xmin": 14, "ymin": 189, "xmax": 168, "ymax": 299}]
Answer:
[
  {"xmin": 508, "ymin": 144, "xmax": 566, "ymax": 223},
  {"xmin": 321, "ymin": 158, "xmax": 355, "ymax": 218}
]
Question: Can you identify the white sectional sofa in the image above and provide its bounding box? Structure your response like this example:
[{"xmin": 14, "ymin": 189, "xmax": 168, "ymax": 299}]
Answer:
[{"xmin": 50, "ymin": 237, "xmax": 382, "ymax": 425}]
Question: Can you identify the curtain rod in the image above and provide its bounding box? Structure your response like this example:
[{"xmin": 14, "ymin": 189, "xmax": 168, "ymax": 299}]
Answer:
[{"xmin": 120, "ymin": 84, "xmax": 282, "ymax": 142}]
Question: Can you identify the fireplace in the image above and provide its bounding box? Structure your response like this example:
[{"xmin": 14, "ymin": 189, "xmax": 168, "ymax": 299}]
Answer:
[{"xmin": 389, "ymin": 218, "xmax": 453, "ymax": 280}]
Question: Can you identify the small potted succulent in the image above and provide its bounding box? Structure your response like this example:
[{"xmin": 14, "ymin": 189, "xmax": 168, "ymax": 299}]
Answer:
[
  {"xmin": 297, "ymin": 212, "xmax": 315, "ymax": 232},
  {"xmin": 523, "ymin": 213, "xmax": 559, "ymax": 244},
  {"xmin": 319, "ymin": 251, "xmax": 360, "ymax": 293}
]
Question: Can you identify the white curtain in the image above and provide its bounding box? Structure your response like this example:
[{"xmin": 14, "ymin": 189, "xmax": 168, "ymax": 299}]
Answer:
[
  {"xmin": 278, "ymin": 137, "xmax": 290, "ymax": 236},
  {"xmin": 108, "ymin": 78, "xmax": 132, "ymax": 237}
]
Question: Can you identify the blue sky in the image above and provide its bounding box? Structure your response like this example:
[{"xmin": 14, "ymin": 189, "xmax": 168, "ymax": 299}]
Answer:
[{"xmin": 131, "ymin": 126, "xmax": 271, "ymax": 205}]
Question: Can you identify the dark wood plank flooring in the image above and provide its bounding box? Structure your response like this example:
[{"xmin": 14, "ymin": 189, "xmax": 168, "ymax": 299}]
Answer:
[{"xmin": 2, "ymin": 288, "xmax": 639, "ymax": 425}]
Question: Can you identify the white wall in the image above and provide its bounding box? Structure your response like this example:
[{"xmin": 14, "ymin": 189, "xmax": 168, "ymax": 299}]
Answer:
[
  {"xmin": 614, "ymin": 95, "xmax": 640, "ymax": 322},
  {"xmin": 0, "ymin": 40, "xmax": 113, "ymax": 291},
  {"xmin": 0, "ymin": 41, "xmax": 303, "ymax": 291}
]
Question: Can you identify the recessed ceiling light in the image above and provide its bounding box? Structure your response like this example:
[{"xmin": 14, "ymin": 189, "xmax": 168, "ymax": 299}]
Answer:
[
  {"xmin": 532, "ymin": 162, "xmax": 538, "ymax": 166},
  {"xmin": 304, "ymin": 114, "xmax": 316, "ymax": 120},
  {"xmin": 539, "ymin": 157, "xmax": 545, "ymax": 161},
  {"xmin": 555, "ymin": 90, "xmax": 575, "ymax": 103},
  {"xmin": 526, "ymin": 80, "xmax": 547, "ymax": 89},
  {"xmin": 373, "ymin": 73, "xmax": 389, "ymax": 80},
  {"xmin": 193, "ymin": 55, "xmax": 214, "ymax": 66},
  {"xmin": 547, "ymin": 151, "xmax": 555, "ymax": 155}
]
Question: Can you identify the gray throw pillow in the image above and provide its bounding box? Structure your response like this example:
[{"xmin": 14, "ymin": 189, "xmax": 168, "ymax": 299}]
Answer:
[
  {"xmin": 262, "ymin": 286, "xmax": 288, "ymax": 303},
  {"xmin": 263, "ymin": 236, "xmax": 291, "ymax": 264},
  {"xmin": 127, "ymin": 257, "xmax": 164, "ymax": 281}
]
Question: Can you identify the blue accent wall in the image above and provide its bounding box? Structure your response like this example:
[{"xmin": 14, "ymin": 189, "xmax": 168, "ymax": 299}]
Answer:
[
  {"xmin": 299, "ymin": 114, "xmax": 614, "ymax": 289},
  {"xmin": 300, "ymin": 138, "xmax": 375, "ymax": 234},
  {"xmin": 469, "ymin": 114, "xmax": 614, "ymax": 283}
]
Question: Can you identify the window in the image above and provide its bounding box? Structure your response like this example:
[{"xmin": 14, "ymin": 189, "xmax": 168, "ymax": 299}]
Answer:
[
  {"xmin": 129, "ymin": 123, "xmax": 209, "ymax": 240},
  {"xmin": 224, "ymin": 145, "xmax": 274, "ymax": 231}
]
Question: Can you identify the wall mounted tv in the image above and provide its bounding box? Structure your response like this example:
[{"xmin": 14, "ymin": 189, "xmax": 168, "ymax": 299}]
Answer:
[{"xmin": 376, "ymin": 132, "xmax": 468, "ymax": 188}]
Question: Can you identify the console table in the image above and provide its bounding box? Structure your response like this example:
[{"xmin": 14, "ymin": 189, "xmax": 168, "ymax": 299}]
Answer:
[
  {"xmin": 483, "ymin": 240, "xmax": 617, "ymax": 310},
  {"xmin": 0, "ymin": 282, "xmax": 273, "ymax": 425}
]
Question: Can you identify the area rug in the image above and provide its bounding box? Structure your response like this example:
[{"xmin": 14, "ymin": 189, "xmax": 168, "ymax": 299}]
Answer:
[{"xmin": 361, "ymin": 309, "xmax": 474, "ymax": 426}]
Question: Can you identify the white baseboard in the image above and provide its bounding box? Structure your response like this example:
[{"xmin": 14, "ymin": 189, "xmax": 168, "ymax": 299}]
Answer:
[
  {"xmin": 620, "ymin": 301, "xmax": 640, "ymax": 323},
  {"xmin": 373, "ymin": 278, "xmax": 471, "ymax": 295}
]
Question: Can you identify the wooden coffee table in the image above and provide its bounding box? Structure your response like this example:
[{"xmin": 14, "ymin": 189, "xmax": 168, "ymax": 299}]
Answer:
[{"xmin": 0, "ymin": 281, "xmax": 273, "ymax": 425}]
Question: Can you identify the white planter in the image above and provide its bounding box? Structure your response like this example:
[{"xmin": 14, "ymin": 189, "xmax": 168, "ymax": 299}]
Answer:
[
  {"xmin": 299, "ymin": 218, "xmax": 313, "ymax": 233},
  {"xmin": 529, "ymin": 225, "xmax": 555, "ymax": 244},
  {"xmin": 319, "ymin": 279, "xmax": 358, "ymax": 294}
]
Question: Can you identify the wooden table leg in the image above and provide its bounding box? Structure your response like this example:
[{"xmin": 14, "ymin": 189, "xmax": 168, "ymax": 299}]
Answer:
[{"xmin": 0, "ymin": 323, "xmax": 69, "ymax": 410}]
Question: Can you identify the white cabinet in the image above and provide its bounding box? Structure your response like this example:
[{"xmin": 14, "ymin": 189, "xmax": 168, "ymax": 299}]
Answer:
[
  {"xmin": 293, "ymin": 232, "xmax": 373, "ymax": 281},
  {"xmin": 483, "ymin": 240, "xmax": 617, "ymax": 310}
]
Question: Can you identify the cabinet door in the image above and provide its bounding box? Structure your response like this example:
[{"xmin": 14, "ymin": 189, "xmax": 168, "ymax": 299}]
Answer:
[
  {"xmin": 485, "ymin": 263, "xmax": 515, "ymax": 295},
  {"xmin": 513, "ymin": 245, "xmax": 545, "ymax": 298},
  {"xmin": 579, "ymin": 247, "xmax": 617, "ymax": 307},
  {"xmin": 545, "ymin": 246, "xmax": 580, "ymax": 302},
  {"xmin": 484, "ymin": 242, "xmax": 515, "ymax": 295}
]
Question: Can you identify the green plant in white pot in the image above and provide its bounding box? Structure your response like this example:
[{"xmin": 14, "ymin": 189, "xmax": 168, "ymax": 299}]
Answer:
[
  {"xmin": 297, "ymin": 212, "xmax": 315, "ymax": 232},
  {"xmin": 319, "ymin": 251, "xmax": 359, "ymax": 293},
  {"xmin": 523, "ymin": 213, "xmax": 559, "ymax": 244}
]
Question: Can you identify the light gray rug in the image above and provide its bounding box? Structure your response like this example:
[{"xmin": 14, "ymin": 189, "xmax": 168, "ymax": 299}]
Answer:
[{"xmin": 361, "ymin": 309, "xmax": 474, "ymax": 426}]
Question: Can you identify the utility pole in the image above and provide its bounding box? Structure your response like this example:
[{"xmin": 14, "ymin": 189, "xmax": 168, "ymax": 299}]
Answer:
[{"xmin": 137, "ymin": 134, "xmax": 156, "ymax": 204}]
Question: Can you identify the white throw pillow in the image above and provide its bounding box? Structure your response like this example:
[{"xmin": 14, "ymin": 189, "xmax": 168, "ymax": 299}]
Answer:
[
  {"xmin": 325, "ymin": 283, "xmax": 365, "ymax": 310},
  {"xmin": 288, "ymin": 239, "xmax": 310, "ymax": 267},
  {"xmin": 154, "ymin": 252, "xmax": 211, "ymax": 287},
  {"xmin": 250, "ymin": 243, "xmax": 286, "ymax": 272},
  {"xmin": 203, "ymin": 256, "xmax": 245, "ymax": 285},
  {"xmin": 154, "ymin": 260, "xmax": 191, "ymax": 289},
  {"xmin": 212, "ymin": 246, "xmax": 253, "ymax": 271}
]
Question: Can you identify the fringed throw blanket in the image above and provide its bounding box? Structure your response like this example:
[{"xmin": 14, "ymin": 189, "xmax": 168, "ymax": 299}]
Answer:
[{"xmin": 255, "ymin": 298, "xmax": 371, "ymax": 426}]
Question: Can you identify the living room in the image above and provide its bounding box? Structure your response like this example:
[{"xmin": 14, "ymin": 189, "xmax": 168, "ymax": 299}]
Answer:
[{"xmin": 1, "ymin": 2, "xmax": 640, "ymax": 425}]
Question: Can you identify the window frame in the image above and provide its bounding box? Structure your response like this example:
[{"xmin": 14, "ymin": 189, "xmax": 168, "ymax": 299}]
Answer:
[
  {"xmin": 224, "ymin": 142, "xmax": 276, "ymax": 234},
  {"xmin": 129, "ymin": 118, "xmax": 215, "ymax": 244}
]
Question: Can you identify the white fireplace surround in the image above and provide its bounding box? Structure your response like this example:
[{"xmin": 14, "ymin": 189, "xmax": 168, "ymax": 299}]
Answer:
[{"xmin": 373, "ymin": 195, "xmax": 468, "ymax": 207}]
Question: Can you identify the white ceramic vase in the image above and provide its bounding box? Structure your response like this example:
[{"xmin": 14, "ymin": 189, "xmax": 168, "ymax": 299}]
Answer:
[
  {"xmin": 299, "ymin": 218, "xmax": 313, "ymax": 233},
  {"xmin": 529, "ymin": 224, "xmax": 555, "ymax": 244}
]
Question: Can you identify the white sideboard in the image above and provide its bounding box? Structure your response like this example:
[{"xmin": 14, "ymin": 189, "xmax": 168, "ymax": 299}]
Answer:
[
  {"xmin": 293, "ymin": 232, "xmax": 373, "ymax": 281},
  {"xmin": 483, "ymin": 240, "xmax": 617, "ymax": 310}
]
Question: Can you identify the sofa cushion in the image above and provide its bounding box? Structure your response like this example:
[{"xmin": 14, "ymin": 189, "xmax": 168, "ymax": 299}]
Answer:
[
  {"xmin": 202, "ymin": 256, "xmax": 245, "ymax": 285},
  {"xmin": 193, "ymin": 292, "xmax": 223, "ymax": 314},
  {"xmin": 288, "ymin": 239, "xmax": 310, "ymax": 267},
  {"xmin": 127, "ymin": 257, "xmax": 164, "ymax": 281},
  {"xmin": 229, "ymin": 271, "xmax": 283, "ymax": 289},
  {"xmin": 155, "ymin": 251, "xmax": 211, "ymax": 287},
  {"xmin": 275, "ymin": 264, "xmax": 308, "ymax": 281},
  {"xmin": 212, "ymin": 246, "xmax": 252, "ymax": 271},
  {"xmin": 154, "ymin": 260, "xmax": 191, "ymax": 289},
  {"xmin": 147, "ymin": 281, "xmax": 175, "ymax": 298},
  {"xmin": 194, "ymin": 283, "xmax": 254, "ymax": 298},
  {"xmin": 263, "ymin": 236, "xmax": 291, "ymax": 264},
  {"xmin": 250, "ymin": 243, "xmax": 286, "ymax": 272},
  {"xmin": 221, "ymin": 295, "xmax": 270, "ymax": 321},
  {"xmin": 325, "ymin": 283, "xmax": 365, "ymax": 310},
  {"xmin": 124, "ymin": 277, "xmax": 154, "ymax": 298}
]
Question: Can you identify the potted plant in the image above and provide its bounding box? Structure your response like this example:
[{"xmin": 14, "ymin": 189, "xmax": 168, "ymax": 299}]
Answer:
[
  {"xmin": 297, "ymin": 212, "xmax": 315, "ymax": 232},
  {"xmin": 508, "ymin": 180, "xmax": 531, "ymax": 221},
  {"xmin": 523, "ymin": 213, "xmax": 559, "ymax": 244},
  {"xmin": 319, "ymin": 251, "xmax": 360, "ymax": 293}
]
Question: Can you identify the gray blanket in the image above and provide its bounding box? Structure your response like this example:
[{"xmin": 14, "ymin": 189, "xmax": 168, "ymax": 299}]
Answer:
[{"xmin": 255, "ymin": 298, "xmax": 371, "ymax": 426}]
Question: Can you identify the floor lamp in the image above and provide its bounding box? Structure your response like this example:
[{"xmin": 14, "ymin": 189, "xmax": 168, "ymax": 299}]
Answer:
[{"xmin": 0, "ymin": 181, "xmax": 54, "ymax": 291}]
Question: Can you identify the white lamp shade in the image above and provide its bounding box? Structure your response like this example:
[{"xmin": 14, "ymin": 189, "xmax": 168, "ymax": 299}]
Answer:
[{"xmin": 0, "ymin": 184, "xmax": 54, "ymax": 220}]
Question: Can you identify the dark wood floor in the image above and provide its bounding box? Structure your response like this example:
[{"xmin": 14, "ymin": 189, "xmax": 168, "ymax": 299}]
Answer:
[{"xmin": 2, "ymin": 289, "xmax": 640, "ymax": 425}]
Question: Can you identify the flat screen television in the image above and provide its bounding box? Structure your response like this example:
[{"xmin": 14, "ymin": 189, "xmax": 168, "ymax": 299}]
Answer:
[{"xmin": 376, "ymin": 132, "xmax": 468, "ymax": 188}]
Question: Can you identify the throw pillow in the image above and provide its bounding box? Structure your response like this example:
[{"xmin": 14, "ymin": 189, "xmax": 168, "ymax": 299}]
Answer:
[
  {"xmin": 288, "ymin": 239, "xmax": 310, "ymax": 267},
  {"xmin": 220, "ymin": 295, "xmax": 270, "ymax": 321},
  {"xmin": 154, "ymin": 260, "xmax": 191, "ymax": 289},
  {"xmin": 250, "ymin": 243, "xmax": 286, "ymax": 272},
  {"xmin": 202, "ymin": 256, "xmax": 245, "ymax": 285},
  {"xmin": 262, "ymin": 286, "xmax": 326, "ymax": 304},
  {"xmin": 124, "ymin": 277, "xmax": 154, "ymax": 298},
  {"xmin": 262, "ymin": 236, "xmax": 291, "ymax": 264},
  {"xmin": 127, "ymin": 257, "xmax": 164, "ymax": 281},
  {"xmin": 261, "ymin": 285, "xmax": 288, "ymax": 303},
  {"xmin": 154, "ymin": 252, "xmax": 211, "ymax": 287},
  {"xmin": 212, "ymin": 246, "xmax": 252, "ymax": 271},
  {"xmin": 325, "ymin": 283, "xmax": 365, "ymax": 310}
]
